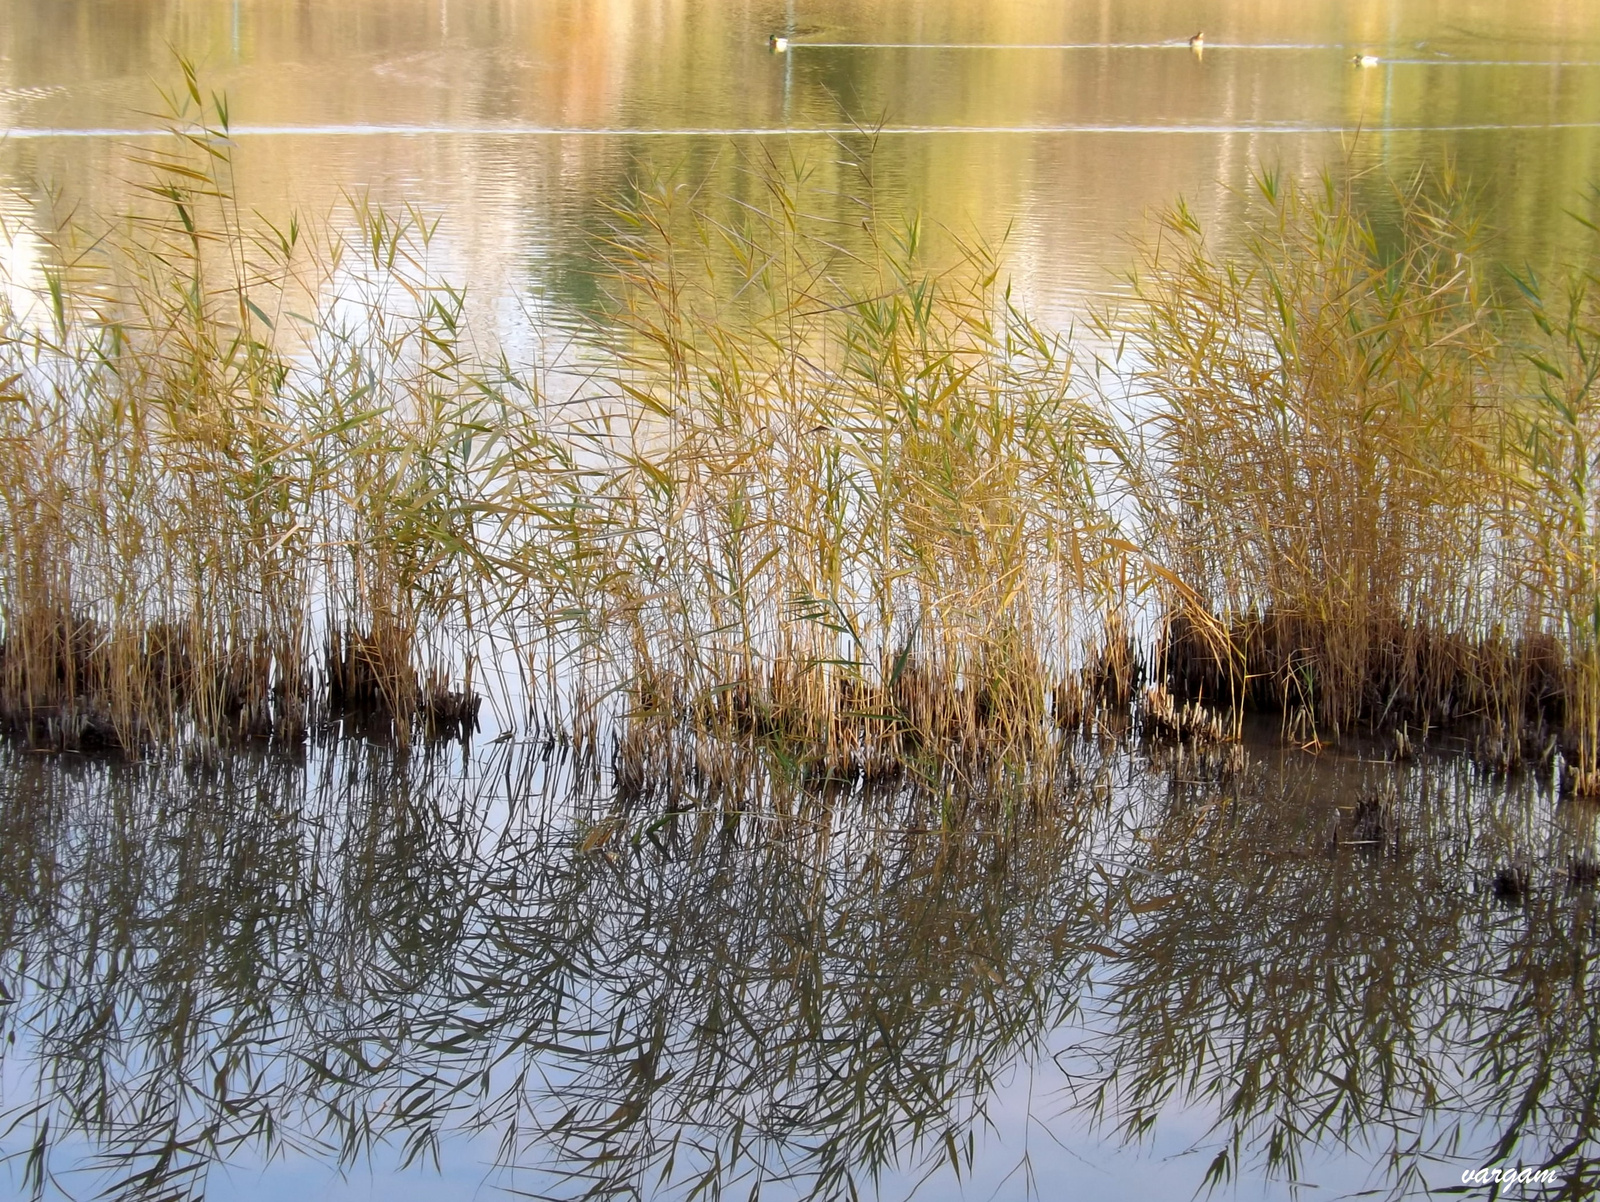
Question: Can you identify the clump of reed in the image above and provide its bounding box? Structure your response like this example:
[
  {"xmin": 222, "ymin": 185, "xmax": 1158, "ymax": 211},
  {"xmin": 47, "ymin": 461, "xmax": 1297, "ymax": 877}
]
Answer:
[
  {"xmin": 1504, "ymin": 227, "xmax": 1600, "ymax": 789},
  {"xmin": 1114, "ymin": 167, "xmax": 1600, "ymax": 784},
  {"xmin": 564, "ymin": 146, "xmax": 1134, "ymax": 799},
  {"xmin": 0, "ymin": 72, "xmax": 492, "ymax": 749}
]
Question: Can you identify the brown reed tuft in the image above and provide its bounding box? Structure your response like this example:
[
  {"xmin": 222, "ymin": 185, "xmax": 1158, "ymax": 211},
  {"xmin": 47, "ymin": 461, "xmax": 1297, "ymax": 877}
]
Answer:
[{"xmin": 0, "ymin": 69, "xmax": 487, "ymax": 750}]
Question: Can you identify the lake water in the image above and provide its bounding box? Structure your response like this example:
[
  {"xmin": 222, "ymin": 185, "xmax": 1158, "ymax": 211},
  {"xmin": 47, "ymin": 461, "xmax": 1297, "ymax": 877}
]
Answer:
[
  {"xmin": 4, "ymin": 1, "xmax": 1600, "ymax": 1198},
  {"xmin": 5, "ymin": 0, "xmax": 1600, "ymax": 328},
  {"xmin": 1, "ymin": 733, "xmax": 1593, "ymax": 1201}
]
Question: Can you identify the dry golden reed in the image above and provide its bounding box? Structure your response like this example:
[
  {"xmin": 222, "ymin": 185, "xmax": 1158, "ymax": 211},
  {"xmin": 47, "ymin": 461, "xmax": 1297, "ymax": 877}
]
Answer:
[
  {"xmin": 1116, "ymin": 167, "xmax": 1600, "ymax": 784},
  {"xmin": 0, "ymin": 72, "xmax": 489, "ymax": 749},
  {"xmin": 5, "ymin": 81, "xmax": 1600, "ymax": 793},
  {"xmin": 569, "ymin": 146, "xmax": 1129, "ymax": 799}
]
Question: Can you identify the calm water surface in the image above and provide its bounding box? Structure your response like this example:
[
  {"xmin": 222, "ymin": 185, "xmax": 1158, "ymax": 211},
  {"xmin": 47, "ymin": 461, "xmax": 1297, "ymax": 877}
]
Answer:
[
  {"xmin": 4, "ymin": 0, "xmax": 1600, "ymax": 325},
  {"xmin": 5, "ymin": 1, "xmax": 1600, "ymax": 1198},
  {"xmin": 1, "ymin": 735, "xmax": 1596, "ymax": 1200}
]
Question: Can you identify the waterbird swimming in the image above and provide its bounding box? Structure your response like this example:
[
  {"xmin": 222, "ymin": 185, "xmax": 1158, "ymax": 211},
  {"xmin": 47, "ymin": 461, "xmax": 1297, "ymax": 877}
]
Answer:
[
  {"xmin": 1188, "ymin": 31, "xmax": 1204, "ymax": 50},
  {"xmin": 769, "ymin": 34, "xmax": 789, "ymax": 52},
  {"xmin": 1353, "ymin": 53, "xmax": 1379, "ymax": 66}
]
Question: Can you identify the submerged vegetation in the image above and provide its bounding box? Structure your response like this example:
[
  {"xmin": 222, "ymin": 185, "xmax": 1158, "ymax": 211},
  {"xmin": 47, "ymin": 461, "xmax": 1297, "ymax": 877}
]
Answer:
[{"xmin": 5, "ymin": 79, "xmax": 1600, "ymax": 797}]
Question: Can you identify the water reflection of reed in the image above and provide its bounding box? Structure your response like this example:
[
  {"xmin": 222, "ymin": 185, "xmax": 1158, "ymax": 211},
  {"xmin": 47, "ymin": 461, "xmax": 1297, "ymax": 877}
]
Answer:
[
  {"xmin": 1, "ymin": 740, "xmax": 1598, "ymax": 1198},
  {"xmin": 1080, "ymin": 746, "xmax": 1600, "ymax": 1198}
]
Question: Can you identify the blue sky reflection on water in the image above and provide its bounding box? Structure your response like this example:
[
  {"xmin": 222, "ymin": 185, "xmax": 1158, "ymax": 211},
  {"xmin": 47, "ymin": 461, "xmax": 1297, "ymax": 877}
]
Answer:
[{"xmin": 0, "ymin": 732, "xmax": 1578, "ymax": 1201}]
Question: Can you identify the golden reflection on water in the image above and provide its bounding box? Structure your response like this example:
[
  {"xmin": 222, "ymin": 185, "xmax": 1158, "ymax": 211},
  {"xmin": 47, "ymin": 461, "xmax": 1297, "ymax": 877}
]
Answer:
[{"xmin": 4, "ymin": 0, "xmax": 1600, "ymax": 327}]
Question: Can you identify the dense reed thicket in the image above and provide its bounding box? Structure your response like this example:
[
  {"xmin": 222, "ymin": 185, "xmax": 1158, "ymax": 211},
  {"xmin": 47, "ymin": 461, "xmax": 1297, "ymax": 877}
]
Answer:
[
  {"xmin": 578, "ymin": 150, "xmax": 1130, "ymax": 802},
  {"xmin": 1117, "ymin": 169, "xmax": 1600, "ymax": 785},
  {"xmin": 5, "ymin": 85, "xmax": 1600, "ymax": 791},
  {"xmin": 0, "ymin": 80, "xmax": 502, "ymax": 749}
]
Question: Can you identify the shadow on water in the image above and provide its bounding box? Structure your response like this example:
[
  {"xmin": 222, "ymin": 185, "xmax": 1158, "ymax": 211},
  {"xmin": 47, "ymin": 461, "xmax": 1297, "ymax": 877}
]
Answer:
[{"xmin": 1, "ymin": 734, "xmax": 1598, "ymax": 1199}]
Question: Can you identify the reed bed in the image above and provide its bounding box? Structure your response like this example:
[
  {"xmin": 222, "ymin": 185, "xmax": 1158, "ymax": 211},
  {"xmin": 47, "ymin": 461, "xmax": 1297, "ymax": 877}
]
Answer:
[
  {"xmin": 565, "ymin": 148, "xmax": 1129, "ymax": 800},
  {"xmin": 1116, "ymin": 167, "xmax": 1600, "ymax": 785},
  {"xmin": 0, "ymin": 78, "xmax": 495, "ymax": 749},
  {"xmin": 7, "ymin": 85, "xmax": 1600, "ymax": 790}
]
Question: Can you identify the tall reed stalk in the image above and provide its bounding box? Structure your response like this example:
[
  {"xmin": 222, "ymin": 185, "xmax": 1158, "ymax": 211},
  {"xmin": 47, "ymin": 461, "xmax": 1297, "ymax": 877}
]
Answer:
[{"xmin": 1505, "ymin": 232, "xmax": 1600, "ymax": 786}]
